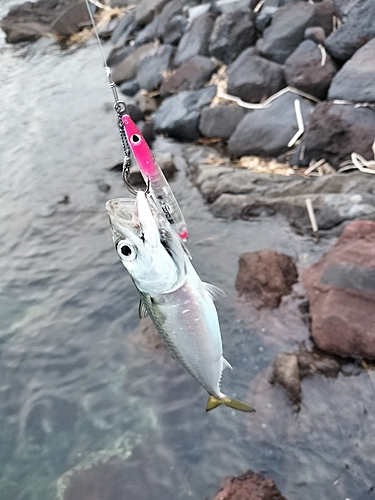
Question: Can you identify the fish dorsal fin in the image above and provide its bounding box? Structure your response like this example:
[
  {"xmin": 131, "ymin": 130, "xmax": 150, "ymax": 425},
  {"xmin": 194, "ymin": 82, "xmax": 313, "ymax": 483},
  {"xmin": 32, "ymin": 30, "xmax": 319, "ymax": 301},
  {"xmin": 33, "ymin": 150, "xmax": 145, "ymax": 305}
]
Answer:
[
  {"xmin": 203, "ymin": 282, "xmax": 227, "ymax": 301},
  {"xmin": 138, "ymin": 298, "xmax": 149, "ymax": 318},
  {"xmin": 222, "ymin": 357, "xmax": 233, "ymax": 370}
]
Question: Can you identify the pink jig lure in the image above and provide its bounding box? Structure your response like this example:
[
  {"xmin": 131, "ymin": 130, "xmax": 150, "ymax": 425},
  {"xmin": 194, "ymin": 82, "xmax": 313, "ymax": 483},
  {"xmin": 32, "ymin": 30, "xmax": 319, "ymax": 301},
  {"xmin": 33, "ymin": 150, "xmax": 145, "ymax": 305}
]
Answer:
[{"xmin": 122, "ymin": 114, "xmax": 188, "ymax": 241}]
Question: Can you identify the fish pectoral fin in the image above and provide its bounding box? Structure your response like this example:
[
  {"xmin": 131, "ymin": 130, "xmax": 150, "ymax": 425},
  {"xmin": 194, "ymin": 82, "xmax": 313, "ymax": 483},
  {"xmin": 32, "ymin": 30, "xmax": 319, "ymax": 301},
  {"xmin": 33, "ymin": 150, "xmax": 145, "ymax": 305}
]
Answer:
[
  {"xmin": 206, "ymin": 394, "xmax": 255, "ymax": 413},
  {"xmin": 138, "ymin": 298, "xmax": 149, "ymax": 318},
  {"xmin": 203, "ymin": 282, "xmax": 227, "ymax": 301}
]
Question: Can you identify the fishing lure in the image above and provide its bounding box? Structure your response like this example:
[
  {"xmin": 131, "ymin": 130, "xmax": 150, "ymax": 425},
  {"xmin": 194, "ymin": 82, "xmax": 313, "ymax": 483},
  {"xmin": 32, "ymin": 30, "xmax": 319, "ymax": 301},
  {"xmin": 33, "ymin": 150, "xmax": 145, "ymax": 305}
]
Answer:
[{"xmin": 84, "ymin": 0, "xmax": 188, "ymax": 241}]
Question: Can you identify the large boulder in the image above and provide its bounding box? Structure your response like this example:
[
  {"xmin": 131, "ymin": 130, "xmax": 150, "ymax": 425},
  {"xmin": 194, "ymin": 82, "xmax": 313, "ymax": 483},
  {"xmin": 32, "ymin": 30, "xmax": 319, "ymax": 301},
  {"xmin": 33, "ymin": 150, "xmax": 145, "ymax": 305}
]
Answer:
[
  {"xmin": 153, "ymin": 85, "xmax": 217, "ymax": 140},
  {"xmin": 328, "ymin": 38, "xmax": 375, "ymax": 103},
  {"xmin": 298, "ymin": 102, "xmax": 375, "ymax": 168},
  {"xmin": 284, "ymin": 40, "xmax": 337, "ymax": 100},
  {"xmin": 136, "ymin": 44, "xmax": 174, "ymax": 91},
  {"xmin": 208, "ymin": 9, "xmax": 256, "ymax": 65},
  {"xmin": 160, "ymin": 55, "xmax": 217, "ymax": 97},
  {"xmin": 302, "ymin": 221, "xmax": 375, "ymax": 359},
  {"xmin": 174, "ymin": 11, "xmax": 216, "ymax": 67},
  {"xmin": 259, "ymin": 0, "xmax": 334, "ymax": 63},
  {"xmin": 199, "ymin": 105, "xmax": 247, "ymax": 139},
  {"xmin": 111, "ymin": 44, "xmax": 156, "ymax": 84},
  {"xmin": 324, "ymin": 0, "xmax": 375, "ymax": 61},
  {"xmin": 235, "ymin": 250, "xmax": 298, "ymax": 309},
  {"xmin": 228, "ymin": 92, "xmax": 314, "ymax": 158},
  {"xmin": 227, "ymin": 48, "xmax": 285, "ymax": 103}
]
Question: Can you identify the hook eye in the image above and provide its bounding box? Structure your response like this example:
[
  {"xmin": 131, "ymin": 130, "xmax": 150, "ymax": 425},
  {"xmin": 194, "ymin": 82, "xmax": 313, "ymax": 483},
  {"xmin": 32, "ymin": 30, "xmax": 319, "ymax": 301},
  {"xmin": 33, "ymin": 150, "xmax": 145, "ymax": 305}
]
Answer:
[{"xmin": 130, "ymin": 134, "xmax": 141, "ymax": 144}]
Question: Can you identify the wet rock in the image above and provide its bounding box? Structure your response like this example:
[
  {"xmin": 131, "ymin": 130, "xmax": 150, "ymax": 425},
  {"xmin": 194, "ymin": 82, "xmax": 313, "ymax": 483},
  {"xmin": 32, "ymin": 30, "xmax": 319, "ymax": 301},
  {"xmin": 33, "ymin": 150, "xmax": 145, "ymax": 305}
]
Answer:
[
  {"xmin": 107, "ymin": 45, "xmax": 135, "ymax": 68},
  {"xmin": 134, "ymin": 91, "xmax": 158, "ymax": 114},
  {"xmin": 162, "ymin": 14, "xmax": 187, "ymax": 45},
  {"xmin": 324, "ymin": 0, "xmax": 375, "ymax": 61},
  {"xmin": 304, "ymin": 26, "xmax": 326, "ymax": 44},
  {"xmin": 211, "ymin": 469, "xmax": 287, "ymax": 500},
  {"xmin": 227, "ymin": 48, "xmax": 285, "ymax": 103},
  {"xmin": 199, "ymin": 105, "xmax": 247, "ymax": 139},
  {"xmin": 270, "ymin": 353, "xmax": 301, "ymax": 406},
  {"xmin": 260, "ymin": 1, "xmax": 334, "ymax": 63},
  {"xmin": 51, "ymin": 1, "xmax": 91, "ymax": 37},
  {"xmin": 119, "ymin": 78, "xmax": 140, "ymax": 97},
  {"xmin": 135, "ymin": 0, "xmax": 171, "ymax": 26},
  {"xmin": 110, "ymin": 13, "xmax": 135, "ymax": 49},
  {"xmin": 111, "ymin": 44, "xmax": 156, "ymax": 84},
  {"xmin": 208, "ymin": 9, "xmax": 256, "ymax": 65},
  {"xmin": 302, "ymin": 220, "xmax": 375, "ymax": 359},
  {"xmin": 136, "ymin": 44, "xmax": 174, "ymax": 91},
  {"xmin": 153, "ymin": 85, "xmax": 217, "ymax": 140},
  {"xmin": 284, "ymin": 40, "xmax": 337, "ymax": 100},
  {"xmin": 228, "ymin": 92, "xmax": 314, "ymax": 158},
  {"xmin": 160, "ymin": 55, "xmax": 217, "ymax": 97},
  {"xmin": 174, "ymin": 12, "xmax": 216, "ymax": 67},
  {"xmin": 235, "ymin": 250, "xmax": 298, "ymax": 309},
  {"xmin": 328, "ymin": 38, "xmax": 375, "ymax": 103},
  {"xmin": 297, "ymin": 102, "xmax": 375, "ymax": 168},
  {"xmin": 297, "ymin": 350, "xmax": 341, "ymax": 378},
  {"xmin": 137, "ymin": 120, "xmax": 156, "ymax": 147},
  {"xmin": 126, "ymin": 103, "xmax": 144, "ymax": 123}
]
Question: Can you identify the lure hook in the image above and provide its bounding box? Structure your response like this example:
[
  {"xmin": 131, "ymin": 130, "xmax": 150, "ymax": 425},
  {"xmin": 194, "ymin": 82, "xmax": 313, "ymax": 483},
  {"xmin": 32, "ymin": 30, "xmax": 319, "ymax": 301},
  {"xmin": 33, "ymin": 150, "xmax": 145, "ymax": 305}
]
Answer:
[{"xmin": 122, "ymin": 164, "xmax": 151, "ymax": 196}]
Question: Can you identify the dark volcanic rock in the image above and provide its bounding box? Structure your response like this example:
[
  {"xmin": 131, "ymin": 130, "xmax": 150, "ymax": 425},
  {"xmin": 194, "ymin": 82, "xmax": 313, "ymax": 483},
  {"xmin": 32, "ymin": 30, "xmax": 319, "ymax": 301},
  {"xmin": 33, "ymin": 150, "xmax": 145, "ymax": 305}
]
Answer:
[
  {"xmin": 135, "ymin": 0, "xmax": 171, "ymax": 26},
  {"xmin": 51, "ymin": 1, "xmax": 91, "ymax": 37},
  {"xmin": 255, "ymin": 1, "xmax": 279, "ymax": 33},
  {"xmin": 110, "ymin": 13, "xmax": 135, "ymax": 49},
  {"xmin": 299, "ymin": 102, "xmax": 375, "ymax": 168},
  {"xmin": 228, "ymin": 92, "xmax": 314, "ymax": 158},
  {"xmin": 324, "ymin": 0, "xmax": 375, "ymax": 61},
  {"xmin": 111, "ymin": 44, "xmax": 156, "ymax": 84},
  {"xmin": 160, "ymin": 55, "xmax": 217, "ymax": 97},
  {"xmin": 302, "ymin": 221, "xmax": 375, "ymax": 359},
  {"xmin": 260, "ymin": 1, "xmax": 334, "ymax": 63},
  {"xmin": 284, "ymin": 40, "xmax": 337, "ymax": 99},
  {"xmin": 208, "ymin": 9, "xmax": 256, "ymax": 65},
  {"xmin": 162, "ymin": 14, "xmax": 187, "ymax": 45},
  {"xmin": 236, "ymin": 250, "xmax": 298, "ymax": 308},
  {"xmin": 211, "ymin": 469, "xmax": 287, "ymax": 500},
  {"xmin": 227, "ymin": 48, "xmax": 285, "ymax": 103},
  {"xmin": 153, "ymin": 85, "xmax": 217, "ymax": 140},
  {"xmin": 199, "ymin": 105, "xmax": 247, "ymax": 139},
  {"xmin": 119, "ymin": 78, "xmax": 140, "ymax": 97},
  {"xmin": 328, "ymin": 38, "xmax": 375, "ymax": 103},
  {"xmin": 304, "ymin": 26, "xmax": 326, "ymax": 44},
  {"xmin": 174, "ymin": 12, "xmax": 216, "ymax": 67},
  {"xmin": 136, "ymin": 44, "xmax": 174, "ymax": 91}
]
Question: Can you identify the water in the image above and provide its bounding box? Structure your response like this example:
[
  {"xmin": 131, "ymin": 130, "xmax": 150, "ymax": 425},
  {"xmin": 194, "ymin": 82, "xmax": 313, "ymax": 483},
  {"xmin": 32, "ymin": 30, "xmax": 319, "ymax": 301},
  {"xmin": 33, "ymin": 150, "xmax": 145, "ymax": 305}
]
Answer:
[{"xmin": 1, "ymin": 3, "xmax": 375, "ymax": 500}]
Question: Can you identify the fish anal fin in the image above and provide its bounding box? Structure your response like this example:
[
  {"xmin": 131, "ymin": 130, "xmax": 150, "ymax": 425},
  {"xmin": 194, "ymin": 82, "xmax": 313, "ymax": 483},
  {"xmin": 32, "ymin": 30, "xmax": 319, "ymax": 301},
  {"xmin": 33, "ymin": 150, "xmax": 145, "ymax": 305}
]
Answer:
[
  {"xmin": 138, "ymin": 298, "xmax": 149, "ymax": 319},
  {"xmin": 206, "ymin": 394, "xmax": 255, "ymax": 413},
  {"xmin": 203, "ymin": 282, "xmax": 227, "ymax": 301},
  {"xmin": 222, "ymin": 357, "xmax": 233, "ymax": 370}
]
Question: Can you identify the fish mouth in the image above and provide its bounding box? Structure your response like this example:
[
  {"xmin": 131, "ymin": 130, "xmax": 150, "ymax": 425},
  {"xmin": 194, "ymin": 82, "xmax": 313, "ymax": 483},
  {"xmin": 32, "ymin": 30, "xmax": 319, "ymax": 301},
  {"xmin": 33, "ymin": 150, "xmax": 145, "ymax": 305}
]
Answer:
[{"xmin": 105, "ymin": 198, "xmax": 134, "ymax": 223}]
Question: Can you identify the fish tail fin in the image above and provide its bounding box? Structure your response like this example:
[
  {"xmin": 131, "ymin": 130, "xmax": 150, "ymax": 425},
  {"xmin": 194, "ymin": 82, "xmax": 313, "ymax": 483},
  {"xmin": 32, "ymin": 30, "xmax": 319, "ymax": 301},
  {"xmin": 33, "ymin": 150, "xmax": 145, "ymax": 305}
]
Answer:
[{"xmin": 206, "ymin": 394, "xmax": 255, "ymax": 413}]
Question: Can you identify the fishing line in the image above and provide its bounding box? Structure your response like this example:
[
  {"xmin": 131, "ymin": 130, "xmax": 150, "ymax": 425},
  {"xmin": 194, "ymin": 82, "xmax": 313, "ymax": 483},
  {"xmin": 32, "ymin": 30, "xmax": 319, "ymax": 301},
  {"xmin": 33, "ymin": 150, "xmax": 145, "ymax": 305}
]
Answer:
[{"xmin": 84, "ymin": 0, "xmax": 133, "ymax": 189}]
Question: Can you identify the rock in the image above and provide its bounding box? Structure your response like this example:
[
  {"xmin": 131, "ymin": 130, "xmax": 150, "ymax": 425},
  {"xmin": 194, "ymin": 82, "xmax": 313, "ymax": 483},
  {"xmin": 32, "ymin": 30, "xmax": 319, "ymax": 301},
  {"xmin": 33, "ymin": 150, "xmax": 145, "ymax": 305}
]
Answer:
[
  {"xmin": 126, "ymin": 103, "xmax": 144, "ymax": 123},
  {"xmin": 52, "ymin": 1, "xmax": 91, "ymax": 37},
  {"xmin": 174, "ymin": 12, "xmax": 216, "ymax": 67},
  {"xmin": 135, "ymin": 0, "xmax": 171, "ymax": 26},
  {"xmin": 0, "ymin": 20, "xmax": 51, "ymax": 43},
  {"xmin": 134, "ymin": 91, "xmax": 158, "ymax": 114},
  {"xmin": 255, "ymin": 2, "xmax": 278, "ymax": 33},
  {"xmin": 211, "ymin": 469, "xmax": 287, "ymax": 500},
  {"xmin": 136, "ymin": 44, "xmax": 174, "ymax": 91},
  {"xmin": 284, "ymin": 40, "xmax": 337, "ymax": 100},
  {"xmin": 137, "ymin": 120, "xmax": 156, "ymax": 147},
  {"xmin": 199, "ymin": 105, "xmax": 247, "ymax": 139},
  {"xmin": 298, "ymin": 102, "xmax": 375, "ymax": 168},
  {"xmin": 297, "ymin": 350, "xmax": 341, "ymax": 378},
  {"xmin": 302, "ymin": 220, "xmax": 375, "ymax": 359},
  {"xmin": 153, "ymin": 85, "xmax": 217, "ymax": 140},
  {"xmin": 119, "ymin": 78, "xmax": 140, "ymax": 97},
  {"xmin": 227, "ymin": 48, "xmax": 285, "ymax": 103},
  {"xmin": 208, "ymin": 9, "xmax": 256, "ymax": 65},
  {"xmin": 235, "ymin": 250, "xmax": 298, "ymax": 308},
  {"xmin": 107, "ymin": 45, "xmax": 135, "ymax": 68},
  {"xmin": 324, "ymin": 0, "xmax": 375, "ymax": 61},
  {"xmin": 270, "ymin": 353, "xmax": 301, "ymax": 406},
  {"xmin": 160, "ymin": 55, "xmax": 217, "ymax": 97},
  {"xmin": 228, "ymin": 92, "xmax": 314, "ymax": 158},
  {"xmin": 304, "ymin": 26, "xmax": 326, "ymax": 44},
  {"xmin": 110, "ymin": 13, "xmax": 135, "ymax": 48},
  {"xmin": 162, "ymin": 14, "xmax": 187, "ymax": 45},
  {"xmin": 328, "ymin": 38, "xmax": 375, "ymax": 103},
  {"xmin": 260, "ymin": 1, "xmax": 334, "ymax": 63},
  {"xmin": 111, "ymin": 44, "xmax": 156, "ymax": 84},
  {"xmin": 218, "ymin": 0, "xmax": 253, "ymax": 14}
]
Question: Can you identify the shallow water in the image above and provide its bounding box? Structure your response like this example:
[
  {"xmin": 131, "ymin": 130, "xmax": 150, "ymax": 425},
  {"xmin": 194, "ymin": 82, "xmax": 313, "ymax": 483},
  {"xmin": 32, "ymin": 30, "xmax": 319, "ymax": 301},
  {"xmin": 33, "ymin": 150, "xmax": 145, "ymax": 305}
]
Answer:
[{"xmin": 1, "ymin": 3, "xmax": 375, "ymax": 500}]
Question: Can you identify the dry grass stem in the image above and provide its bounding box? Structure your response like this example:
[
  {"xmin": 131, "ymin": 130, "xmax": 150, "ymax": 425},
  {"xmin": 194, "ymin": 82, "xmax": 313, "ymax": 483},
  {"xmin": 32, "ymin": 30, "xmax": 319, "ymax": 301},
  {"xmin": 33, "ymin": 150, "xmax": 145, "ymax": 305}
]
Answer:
[{"xmin": 288, "ymin": 99, "xmax": 304, "ymax": 147}]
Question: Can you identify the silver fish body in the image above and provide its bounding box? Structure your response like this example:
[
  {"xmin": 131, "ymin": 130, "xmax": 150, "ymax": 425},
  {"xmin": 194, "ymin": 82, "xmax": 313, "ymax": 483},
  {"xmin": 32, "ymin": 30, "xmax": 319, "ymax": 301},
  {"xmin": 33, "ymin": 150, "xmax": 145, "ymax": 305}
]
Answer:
[{"xmin": 106, "ymin": 192, "xmax": 254, "ymax": 412}]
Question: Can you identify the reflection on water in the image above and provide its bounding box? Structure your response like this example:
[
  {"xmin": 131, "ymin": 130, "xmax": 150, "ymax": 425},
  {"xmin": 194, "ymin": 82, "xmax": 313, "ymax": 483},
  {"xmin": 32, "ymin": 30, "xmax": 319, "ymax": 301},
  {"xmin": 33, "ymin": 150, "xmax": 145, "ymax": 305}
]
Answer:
[{"xmin": 1, "ymin": 3, "xmax": 375, "ymax": 500}]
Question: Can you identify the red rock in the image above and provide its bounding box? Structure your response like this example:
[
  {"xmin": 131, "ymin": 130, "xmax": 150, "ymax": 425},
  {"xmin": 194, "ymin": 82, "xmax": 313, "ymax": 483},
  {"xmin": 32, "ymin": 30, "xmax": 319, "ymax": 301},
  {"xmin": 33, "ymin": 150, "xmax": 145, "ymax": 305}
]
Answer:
[
  {"xmin": 302, "ymin": 220, "xmax": 375, "ymax": 359},
  {"xmin": 211, "ymin": 469, "xmax": 287, "ymax": 500},
  {"xmin": 235, "ymin": 250, "xmax": 298, "ymax": 309}
]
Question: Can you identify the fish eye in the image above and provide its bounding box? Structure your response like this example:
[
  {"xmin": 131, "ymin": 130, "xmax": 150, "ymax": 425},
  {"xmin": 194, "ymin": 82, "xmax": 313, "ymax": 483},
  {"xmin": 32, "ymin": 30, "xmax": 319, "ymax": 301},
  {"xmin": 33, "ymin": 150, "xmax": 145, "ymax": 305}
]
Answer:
[
  {"xmin": 116, "ymin": 240, "xmax": 137, "ymax": 261},
  {"xmin": 130, "ymin": 134, "xmax": 141, "ymax": 144}
]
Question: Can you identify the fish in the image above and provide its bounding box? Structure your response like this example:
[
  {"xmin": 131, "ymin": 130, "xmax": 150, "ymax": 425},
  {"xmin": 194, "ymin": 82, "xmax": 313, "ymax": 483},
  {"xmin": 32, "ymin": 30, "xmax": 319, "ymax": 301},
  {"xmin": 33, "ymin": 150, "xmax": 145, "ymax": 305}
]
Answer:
[
  {"xmin": 122, "ymin": 113, "xmax": 189, "ymax": 242},
  {"xmin": 106, "ymin": 191, "xmax": 255, "ymax": 413}
]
